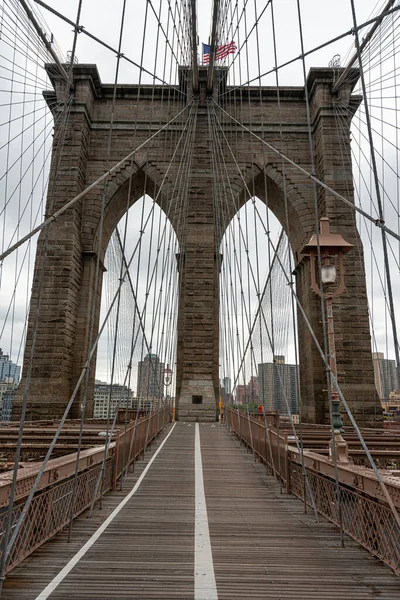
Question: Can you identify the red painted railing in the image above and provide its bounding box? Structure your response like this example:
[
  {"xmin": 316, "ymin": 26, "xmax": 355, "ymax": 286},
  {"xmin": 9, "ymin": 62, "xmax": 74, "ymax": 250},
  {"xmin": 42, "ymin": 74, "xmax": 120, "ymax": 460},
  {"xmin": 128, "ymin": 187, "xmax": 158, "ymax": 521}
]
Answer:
[
  {"xmin": 0, "ymin": 408, "xmax": 171, "ymax": 574},
  {"xmin": 225, "ymin": 406, "xmax": 400, "ymax": 575}
]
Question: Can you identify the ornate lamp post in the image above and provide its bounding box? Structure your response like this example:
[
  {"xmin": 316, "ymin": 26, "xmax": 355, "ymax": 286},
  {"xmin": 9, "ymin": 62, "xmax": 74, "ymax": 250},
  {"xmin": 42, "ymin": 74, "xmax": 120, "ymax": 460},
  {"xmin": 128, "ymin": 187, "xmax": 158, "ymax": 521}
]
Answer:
[
  {"xmin": 163, "ymin": 364, "xmax": 173, "ymax": 419},
  {"xmin": 301, "ymin": 217, "xmax": 353, "ymax": 462}
]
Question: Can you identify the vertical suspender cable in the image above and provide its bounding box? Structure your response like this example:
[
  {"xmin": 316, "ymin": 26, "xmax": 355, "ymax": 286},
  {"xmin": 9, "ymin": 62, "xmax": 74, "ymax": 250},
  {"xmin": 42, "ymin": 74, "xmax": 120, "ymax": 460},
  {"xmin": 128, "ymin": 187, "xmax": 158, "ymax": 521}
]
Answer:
[
  {"xmin": 295, "ymin": 0, "xmax": 344, "ymax": 540},
  {"xmin": 0, "ymin": 0, "xmax": 77, "ymax": 586},
  {"xmin": 270, "ymin": 0, "xmax": 313, "ymax": 516},
  {"xmin": 191, "ymin": 0, "xmax": 199, "ymax": 93},
  {"xmin": 349, "ymin": 0, "xmax": 400, "ymax": 385},
  {"xmin": 207, "ymin": 0, "xmax": 221, "ymax": 93},
  {"xmin": 67, "ymin": 0, "xmax": 128, "ymax": 539}
]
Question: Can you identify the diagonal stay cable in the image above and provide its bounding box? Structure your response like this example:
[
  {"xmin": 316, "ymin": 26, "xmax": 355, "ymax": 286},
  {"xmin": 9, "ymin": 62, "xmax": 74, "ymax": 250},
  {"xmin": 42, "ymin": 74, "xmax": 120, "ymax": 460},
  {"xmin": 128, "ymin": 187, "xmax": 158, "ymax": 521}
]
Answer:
[
  {"xmin": 350, "ymin": 0, "xmax": 400, "ymax": 387},
  {"xmin": 32, "ymin": 0, "xmax": 186, "ymax": 95},
  {"xmin": 0, "ymin": 0, "xmax": 79, "ymax": 586},
  {"xmin": 255, "ymin": 217, "xmax": 400, "ymax": 530},
  {"xmin": 16, "ymin": 0, "xmax": 67, "ymax": 81},
  {"xmin": 0, "ymin": 100, "xmax": 193, "ymax": 263},
  {"xmin": 3, "ymin": 103, "xmax": 196, "ymax": 566},
  {"xmin": 212, "ymin": 100, "xmax": 400, "ymax": 243},
  {"xmin": 219, "ymin": 5, "xmax": 400, "ymax": 96},
  {"xmin": 67, "ymin": 0, "xmax": 128, "ymax": 540},
  {"xmin": 91, "ymin": 104, "xmax": 197, "ymax": 504},
  {"xmin": 214, "ymin": 104, "xmax": 319, "ymax": 513}
]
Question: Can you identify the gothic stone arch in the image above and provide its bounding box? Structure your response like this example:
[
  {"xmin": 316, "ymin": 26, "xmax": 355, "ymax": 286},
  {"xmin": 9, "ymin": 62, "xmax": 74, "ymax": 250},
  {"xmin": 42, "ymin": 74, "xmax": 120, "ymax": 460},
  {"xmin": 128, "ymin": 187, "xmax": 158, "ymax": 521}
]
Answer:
[{"xmin": 13, "ymin": 65, "xmax": 381, "ymax": 426}]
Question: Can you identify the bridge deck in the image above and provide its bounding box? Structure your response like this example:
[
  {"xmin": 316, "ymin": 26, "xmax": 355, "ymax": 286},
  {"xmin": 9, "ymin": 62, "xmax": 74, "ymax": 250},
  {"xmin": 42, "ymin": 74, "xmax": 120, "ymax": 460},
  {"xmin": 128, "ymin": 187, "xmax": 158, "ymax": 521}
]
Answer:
[{"xmin": 2, "ymin": 422, "xmax": 400, "ymax": 599}]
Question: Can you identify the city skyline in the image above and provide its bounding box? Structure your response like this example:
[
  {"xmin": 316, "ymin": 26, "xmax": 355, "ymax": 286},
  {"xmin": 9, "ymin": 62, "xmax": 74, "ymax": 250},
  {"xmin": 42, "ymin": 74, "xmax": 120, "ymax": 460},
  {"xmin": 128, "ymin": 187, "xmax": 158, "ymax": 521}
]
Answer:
[{"xmin": 225, "ymin": 355, "xmax": 299, "ymax": 416}]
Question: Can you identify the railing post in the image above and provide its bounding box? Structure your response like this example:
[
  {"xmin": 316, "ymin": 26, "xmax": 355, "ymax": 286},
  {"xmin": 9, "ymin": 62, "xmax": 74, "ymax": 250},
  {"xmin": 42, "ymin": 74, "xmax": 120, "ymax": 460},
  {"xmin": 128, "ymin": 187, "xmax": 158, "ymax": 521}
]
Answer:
[
  {"xmin": 263, "ymin": 421, "xmax": 269, "ymax": 473},
  {"xmin": 112, "ymin": 432, "xmax": 121, "ymax": 490},
  {"xmin": 286, "ymin": 458, "xmax": 292, "ymax": 496},
  {"xmin": 277, "ymin": 423, "xmax": 282, "ymax": 492},
  {"xmin": 285, "ymin": 445, "xmax": 291, "ymax": 495}
]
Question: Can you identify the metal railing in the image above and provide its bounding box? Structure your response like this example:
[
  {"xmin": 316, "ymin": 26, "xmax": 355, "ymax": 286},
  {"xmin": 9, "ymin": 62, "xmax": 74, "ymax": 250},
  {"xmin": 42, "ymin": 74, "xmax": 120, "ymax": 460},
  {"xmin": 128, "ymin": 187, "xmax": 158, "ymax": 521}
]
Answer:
[
  {"xmin": 1, "ymin": 460, "xmax": 112, "ymax": 573},
  {"xmin": 225, "ymin": 407, "xmax": 288, "ymax": 484},
  {"xmin": 225, "ymin": 406, "xmax": 400, "ymax": 575},
  {"xmin": 113, "ymin": 406, "xmax": 171, "ymax": 484},
  {"xmin": 0, "ymin": 407, "xmax": 171, "ymax": 574},
  {"xmin": 289, "ymin": 461, "xmax": 400, "ymax": 574}
]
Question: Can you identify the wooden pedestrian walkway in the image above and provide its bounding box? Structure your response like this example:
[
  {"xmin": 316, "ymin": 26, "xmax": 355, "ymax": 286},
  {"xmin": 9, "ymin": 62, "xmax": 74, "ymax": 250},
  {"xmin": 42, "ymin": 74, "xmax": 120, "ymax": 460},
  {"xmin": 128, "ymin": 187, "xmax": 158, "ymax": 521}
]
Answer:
[{"xmin": 2, "ymin": 422, "xmax": 400, "ymax": 599}]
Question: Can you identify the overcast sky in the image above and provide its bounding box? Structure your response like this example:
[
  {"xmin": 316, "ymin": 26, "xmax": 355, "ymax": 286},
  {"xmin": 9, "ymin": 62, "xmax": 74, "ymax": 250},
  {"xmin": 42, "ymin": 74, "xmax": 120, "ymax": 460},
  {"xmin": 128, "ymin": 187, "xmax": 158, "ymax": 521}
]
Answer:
[
  {"xmin": 37, "ymin": 0, "xmax": 386, "ymax": 85},
  {"xmin": 0, "ymin": 0, "xmax": 399, "ymax": 391}
]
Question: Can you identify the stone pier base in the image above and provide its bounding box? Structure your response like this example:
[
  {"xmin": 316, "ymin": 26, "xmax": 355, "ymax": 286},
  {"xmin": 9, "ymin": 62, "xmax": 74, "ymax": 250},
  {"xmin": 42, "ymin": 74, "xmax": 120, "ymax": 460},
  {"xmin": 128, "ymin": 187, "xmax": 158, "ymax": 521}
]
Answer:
[{"xmin": 177, "ymin": 379, "xmax": 217, "ymax": 422}]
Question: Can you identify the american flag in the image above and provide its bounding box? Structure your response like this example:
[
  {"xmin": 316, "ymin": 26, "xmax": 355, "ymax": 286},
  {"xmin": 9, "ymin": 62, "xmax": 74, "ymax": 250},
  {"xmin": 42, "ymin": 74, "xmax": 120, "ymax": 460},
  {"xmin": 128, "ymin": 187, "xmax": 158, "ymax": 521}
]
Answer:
[{"xmin": 202, "ymin": 41, "xmax": 237, "ymax": 64}]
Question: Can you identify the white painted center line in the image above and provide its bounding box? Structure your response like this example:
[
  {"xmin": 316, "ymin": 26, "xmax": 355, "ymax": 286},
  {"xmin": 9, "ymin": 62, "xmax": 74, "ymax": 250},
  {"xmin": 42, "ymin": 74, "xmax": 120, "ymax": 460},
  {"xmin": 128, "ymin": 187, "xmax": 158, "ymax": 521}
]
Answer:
[
  {"xmin": 35, "ymin": 423, "xmax": 177, "ymax": 600},
  {"xmin": 195, "ymin": 423, "xmax": 218, "ymax": 600}
]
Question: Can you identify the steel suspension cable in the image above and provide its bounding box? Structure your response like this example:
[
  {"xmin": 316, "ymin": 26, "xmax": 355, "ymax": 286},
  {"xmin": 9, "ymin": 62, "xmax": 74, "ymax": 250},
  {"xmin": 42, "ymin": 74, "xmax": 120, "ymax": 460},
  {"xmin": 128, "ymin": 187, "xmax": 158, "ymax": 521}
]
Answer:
[
  {"xmin": 67, "ymin": 0, "xmax": 127, "ymax": 540},
  {"xmin": 0, "ymin": 0, "xmax": 79, "ymax": 585},
  {"xmin": 212, "ymin": 100, "xmax": 400, "ymax": 243},
  {"xmin": 0, "ymin": 101, "xmax": 193, "ymax": 263},
  {"xmin": 349, "ymin": 0, "xmax": 400, "ymax": 385}
]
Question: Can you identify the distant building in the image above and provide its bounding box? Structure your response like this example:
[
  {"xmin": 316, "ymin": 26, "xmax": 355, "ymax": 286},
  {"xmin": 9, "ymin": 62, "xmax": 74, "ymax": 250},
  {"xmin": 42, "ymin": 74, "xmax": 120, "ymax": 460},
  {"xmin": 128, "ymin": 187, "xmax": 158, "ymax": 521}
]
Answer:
[
  {"xmin": 137, "ymin": 354, "xmax": 164, "ymax": 400},
  {"xmin": 372, "ymin": 352, "xmax": 399, "ymax": 404},
  {"xmin": 247, "ymin": 375, "xmax": 259, "ymax": 404},
  {"xmin": 235, "ymin": 384, "xmax": 247, "ymax": 405},
  {"xmin": 0, "ymin": 378, "xmax": 18, "ymax": 423},
  {"xmin": 258, "ymin": 356, "xmax": 298, "ymax": 415},
  {"xmin": 0, "ymin": 349, "xmax": 21, "ymax": 383},
  {"xmin": 383, "ymin": 389, "xmax": 400, "ymax": 414},
  {"xmin": 220, "ymin": 381, "xmax": 233, "ymax": 405},
  {"xmin": 1, "ymin": 388, "xmax": 15, "ymax": 422},
  {"xmin": 222, "ymin": 377, "xmax": 231, "ymax": 395},
  {"xmin": 93, "ymin": 380, "xmax": 133, "ymax": 419},
  {"xmin": 0, "ymin": 348, "xmax": 21, "ymax": 423},
  {"xmin": 233, "ymin": 376, "xmax": 259, "ymax": 406},
  {"xmin": 130, "ymin": 397, "xmax": 155, "ymax": 412}
]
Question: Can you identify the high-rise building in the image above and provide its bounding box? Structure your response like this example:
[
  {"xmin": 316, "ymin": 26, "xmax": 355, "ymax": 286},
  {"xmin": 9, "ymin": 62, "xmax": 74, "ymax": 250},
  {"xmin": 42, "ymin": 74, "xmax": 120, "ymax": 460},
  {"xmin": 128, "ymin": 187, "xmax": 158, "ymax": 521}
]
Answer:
[
  {"xmin": 258, "ymin": 356, "xmax": 298, "ymax": 415},
  {"xmin": 386, "ymin": 390, "xmax": 400, "ymax": 413},
  {"xmin": 220, "ymin": 379, "xmax": 233, "ymax": 405},
  {"xmin": 247, "ymin": 375, "xmax": 259, "ymax": 404},
  {"xmin": 0, "ymin": 349, "xmax": 21, "ymax": 383},
  {"xmin": 233, "ymin": 376, "xmax": 259, "ymax": 406},
  {"xmin": 137, "ymin": 354, "xmax": 164, "ymax": 400},
  {"xmin": 0, "ymin": 377, "xmax": 18, "ymax": 422},
  {"xmin": 223, "ymin": 376, "xmax": 231, "ymax": 395},
  {"xmin": 235, "ymin": 384, "xmax": 247, "ymax": 405},
  {"xmin": 372, "ymin": 352, "xmax": 399, "ymax": 403},
  {"xmin": 93, "ymin": 380, "xmax": 133, "ymax": 419}
]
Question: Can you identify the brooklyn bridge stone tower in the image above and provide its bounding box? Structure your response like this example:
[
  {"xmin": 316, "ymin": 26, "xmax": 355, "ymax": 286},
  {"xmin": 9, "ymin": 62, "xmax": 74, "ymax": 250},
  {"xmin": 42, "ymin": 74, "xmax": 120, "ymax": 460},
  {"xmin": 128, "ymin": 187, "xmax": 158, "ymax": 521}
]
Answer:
[{"xmin": 14, "ymin": 63, "xmax": 380, "ymax": 426}]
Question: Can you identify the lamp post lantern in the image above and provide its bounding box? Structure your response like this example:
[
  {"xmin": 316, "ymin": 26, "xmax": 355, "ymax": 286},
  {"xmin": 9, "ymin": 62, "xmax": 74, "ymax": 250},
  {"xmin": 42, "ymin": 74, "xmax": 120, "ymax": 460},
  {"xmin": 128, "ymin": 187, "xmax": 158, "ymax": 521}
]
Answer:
[
  {"xmin": 163, "ymin": 364, "xmax": 173, "ymax": 419},
  {"xmin": 301, "ymin": 217, "xmax": 353, "ymax": 462}
]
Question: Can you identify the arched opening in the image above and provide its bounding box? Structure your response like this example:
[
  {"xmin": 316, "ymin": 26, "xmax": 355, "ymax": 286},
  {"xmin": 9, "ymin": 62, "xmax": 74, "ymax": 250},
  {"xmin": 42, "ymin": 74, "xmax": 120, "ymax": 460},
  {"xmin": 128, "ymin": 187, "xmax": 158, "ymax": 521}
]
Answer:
[
  {"xmin": 215, "ymin": 166, "xmax": 310, "ymax": 256},
  {"xmin": 219, "ymin": 197, "xmax": 299, "ymax": 419},
  {"xmin": 87, "ymin": 166, "xmax": 181, "ymax": 262},
  {"xmin": 92, "ymin": 193, "xmax": 180, "ymax": 421}
]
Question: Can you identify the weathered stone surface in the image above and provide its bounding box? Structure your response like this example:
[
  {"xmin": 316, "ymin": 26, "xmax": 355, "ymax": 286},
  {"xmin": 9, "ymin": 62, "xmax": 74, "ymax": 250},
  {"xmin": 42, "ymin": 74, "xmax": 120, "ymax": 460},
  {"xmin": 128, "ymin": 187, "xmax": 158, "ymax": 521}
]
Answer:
[{"xmin": 13, "ymin": 65, "xmax": 381, "ymax": 426}]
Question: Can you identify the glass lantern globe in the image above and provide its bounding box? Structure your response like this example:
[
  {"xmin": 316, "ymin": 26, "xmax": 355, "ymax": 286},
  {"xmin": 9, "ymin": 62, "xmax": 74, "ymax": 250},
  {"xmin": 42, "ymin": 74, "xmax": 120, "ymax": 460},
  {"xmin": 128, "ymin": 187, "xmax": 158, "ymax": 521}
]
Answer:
[{"xmin": 321, "ymin": 264, "xmax": 337, "ymax": 284}]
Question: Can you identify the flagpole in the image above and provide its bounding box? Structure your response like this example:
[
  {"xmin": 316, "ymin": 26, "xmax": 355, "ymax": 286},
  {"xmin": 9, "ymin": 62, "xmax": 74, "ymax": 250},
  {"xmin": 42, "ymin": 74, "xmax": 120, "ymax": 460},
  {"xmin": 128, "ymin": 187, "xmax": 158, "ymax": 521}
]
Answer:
[
  {"xmin": 207, "ymin": 0, "xmax": 220, "ymax": 93},
  {"xmin": 191, "ymin": 0, "xmax": 199, "ymax": 92}
]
